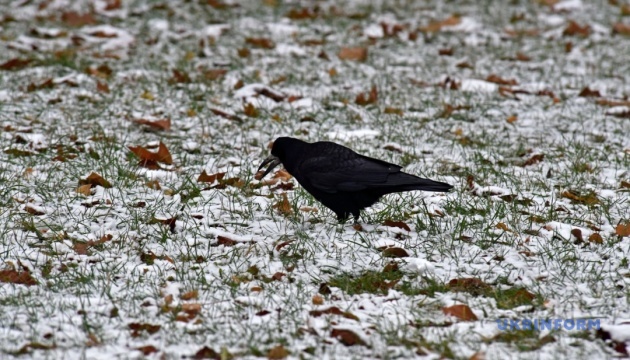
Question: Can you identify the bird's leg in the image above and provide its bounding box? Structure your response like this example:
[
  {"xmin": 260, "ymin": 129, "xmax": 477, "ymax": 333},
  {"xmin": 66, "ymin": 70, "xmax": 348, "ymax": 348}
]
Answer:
[{"xmin": 336, "ymin": 214, "xmax": 348, "ymax": 224}]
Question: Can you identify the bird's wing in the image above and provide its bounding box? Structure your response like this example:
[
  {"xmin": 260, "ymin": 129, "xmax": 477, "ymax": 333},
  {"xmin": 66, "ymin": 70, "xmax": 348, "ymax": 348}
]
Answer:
[{"xmin": 299, "ymin": 154, "xmax": 401, "ymax": 193}]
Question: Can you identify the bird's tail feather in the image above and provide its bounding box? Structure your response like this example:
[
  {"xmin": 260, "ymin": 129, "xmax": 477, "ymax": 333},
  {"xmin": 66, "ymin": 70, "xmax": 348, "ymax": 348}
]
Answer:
[{"xmin": 378, "ymin": 173, "xmax": 453, "ymax": 192}]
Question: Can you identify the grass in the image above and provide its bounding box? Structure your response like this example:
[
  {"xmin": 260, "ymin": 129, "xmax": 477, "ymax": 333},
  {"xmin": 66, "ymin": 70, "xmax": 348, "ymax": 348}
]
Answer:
[{"xmin": 0, "ymin": 0, "xmax": 629, "ymax": 359}]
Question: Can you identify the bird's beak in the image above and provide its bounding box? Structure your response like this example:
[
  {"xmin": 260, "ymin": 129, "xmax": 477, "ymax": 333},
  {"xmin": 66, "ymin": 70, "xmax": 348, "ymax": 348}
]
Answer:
[{"xmin": 256, "ymin": 155, "xmax": 282, "ymax": 179}]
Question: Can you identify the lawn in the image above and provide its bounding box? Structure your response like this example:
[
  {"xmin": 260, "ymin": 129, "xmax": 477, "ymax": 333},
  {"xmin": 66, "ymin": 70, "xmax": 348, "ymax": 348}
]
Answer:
[{"xmin": 0, "ymin": 0, "xmax": 629, "ymax": 359}]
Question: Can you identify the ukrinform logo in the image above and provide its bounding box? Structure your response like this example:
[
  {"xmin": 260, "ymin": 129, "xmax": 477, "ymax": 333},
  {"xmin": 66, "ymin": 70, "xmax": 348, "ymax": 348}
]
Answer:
[{"xmin": 496, "ymin": 318, "xmax": 601, "ymax": 331}]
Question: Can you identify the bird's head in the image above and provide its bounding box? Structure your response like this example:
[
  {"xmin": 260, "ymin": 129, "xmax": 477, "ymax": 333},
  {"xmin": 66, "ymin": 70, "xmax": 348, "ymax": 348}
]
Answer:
[{"xmin": 256, "ymin": 137, "xmax": 305, "ymax": 179}]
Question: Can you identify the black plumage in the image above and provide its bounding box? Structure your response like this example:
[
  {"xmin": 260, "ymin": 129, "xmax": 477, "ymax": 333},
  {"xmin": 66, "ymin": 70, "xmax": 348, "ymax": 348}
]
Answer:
[{"xmin": 257, "ymin": 137, "xmax": 452, "ymax": 222}]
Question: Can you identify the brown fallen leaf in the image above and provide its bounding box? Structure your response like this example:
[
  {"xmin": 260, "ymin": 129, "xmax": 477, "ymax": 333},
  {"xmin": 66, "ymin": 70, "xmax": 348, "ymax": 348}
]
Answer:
[
  {"xmin": 571, "ymin": 228, "xmax": 584, "ymax": 243},
  {"xmin": 578, "ymin": 87, "xmax": 601, "ymax": 98},
  {"xmin": 563, "ymin": 20, "xmax": 590, "ymax": 37},
  {"xmin": 442, "ymin": 304, "xmax": 478, "ymax": 321},
  {"xmin": 496, "ymin": 222, "xmax": 513, "ymax": 233},
  {"xmin": 381, "ymin": 247, "xmax": 409, "ymax": 258},
  {"xmin": 616, "ymin": 222, "xmax": 630, "ymax": 237},
  {"xmin": 486, "ymin": 74, "xmax": 518, "ymax": 86},
  {"xmin": 128, "ymin": 323, "xmax": 161, "ymax": 337},
  {"xmin": 596, "ymin": 99, "xmax": 630, "ymax": 107},
  {"xmin": 0, "ymin": 268, "xmax": 37, "ymax": 286},
  {"xmin": 355, "ymin": 85, "xmax": 378, "ymax": 106},
  {"xmin": 246, "ymin": 37, "xmax": 275, "ymax": 49},
  {"xmin": 79, "ymin": 172, "xmax": 113, "ymax": 188},
  {"xmin": 243, "ymin": 103, "xmax": 259, "ymax": 118},
  {"xmin": 136, "ymin": 345, "xmax": 158, "ymax": 356},
  {"xmin": 330, "ymin": 328, "xmax": 366, "ymax": 346},
  {"xmin": 0, "ymin": 58, "xmax": 33, "ymax": 71},
  {"xmin": 273, "ymin": 193, "xmax": 293, "ymax": 216},
  {"xmin": 613, "ymin": 23, "xmax": 630, "ymax": 36},
  {"xmin": 170, "ymin": 69, "xmax": 190, "ymax": 84},
  {"xmin": 561, "ymin": 190, "xmax": 600, "ymax": 205},
  {"xmin": 286, "ymin": 7, "xmax": 318, "ymax": 20},
  {"xmin": 197, "ymin": 170, "xmax": 226, "ymax": 183},
  {"xmin": 338, "ymin": 47, "xmax": 368, "ymax": 62},
  {"xmin": 521, "ymin": 154, "xmax": 544, "ymax": 167},
  {"xmin": 133, "ymin": 118, "xmax": 171, "ymax": 131},
  {"xmin": 382, "ymin": 220, "xmax": 411, "ymax": 232},
  {"xmin": 419, "ymin": 16, "xmax": 461, "ymax": 32},
  {"xmin": 588, "ymin": 233, "xmax": 603, "ymax": 244},
  {"xmin": 194, "ymin": 346, "xmax": 220, "ymax": 360},
  {"xmin": 209, "ymin": 108, "xmax": 242, "ymax": 122},
  {"xmin": 256, "ymin": 87, "xmax": 285, "ymax": 102},
  {"xmin": 128, "ymin": 142, "xmax": 173, "ymax": 166},
  {"xmin": 76, "ymin": 184, "xmax": 92, "ymax": 196},
  {"xmin": 448, "ymin": 278, "xmax": 492, "ymax": 296},
  {"xmin": 217, "ymin": 235, "xmax": 237, "ymax": 246},
  {"xmin": 267, "ymin": 344, "xmax": 290, "ymax": 359},
  {"xmin": 61, "ymin": 11, "xmax": 97, "ymax": 27},
  {"xmin": 181, "ymin": 290, "xmax": 198, "ymax": 300}
]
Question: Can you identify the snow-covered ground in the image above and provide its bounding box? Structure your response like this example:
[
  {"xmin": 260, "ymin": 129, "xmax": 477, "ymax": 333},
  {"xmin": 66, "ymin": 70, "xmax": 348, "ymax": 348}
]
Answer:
[{"xmin": 0, "ymin": 0, "xmax": 629, "ymax": 358}]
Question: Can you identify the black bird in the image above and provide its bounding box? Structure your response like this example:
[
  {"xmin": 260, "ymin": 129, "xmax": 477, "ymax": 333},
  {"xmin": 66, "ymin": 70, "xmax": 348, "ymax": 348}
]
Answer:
[{"xmin": 257, "ymin": 137, "xmax": 453, "ymax": 223}]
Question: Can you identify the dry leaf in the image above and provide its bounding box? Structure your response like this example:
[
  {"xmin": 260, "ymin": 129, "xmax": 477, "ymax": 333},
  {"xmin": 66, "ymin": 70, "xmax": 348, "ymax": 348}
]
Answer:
[
  {"xmin": 382, "ymin": 220, "xmax": 411, "ymax": 231},
  {"xmin": 286, "ymin": 7, "xmax": 318, "ymax": 20},
  {"xmin": 563, "ymin": 20, "xmax": 590, "ymax": 37},
  {"xmin": 616, "ymin": 223, "xmax": 630, "ymax": 237},
  {"xmin": 338, "ymin": 47, "xmax": 368, "ymax": 61},
  {"xmin": 180, "ymin": 290, "xmax": 198, "ymax": 301},
  {"xmin": 312, "ymin": 295, "xmax": 324, "ymax": 305},
  {"xmin": 128, "ymin": 323, "xmax": 161, "ymax": 337},
  {"xmin": 128, "ymin": 142, "xmax": 173, "ymax": 166},
  {"xmin": 275, "ymin": 240, "xmax": 294, "ymax": 251},
  {"xmin": 596, "ymin": 99, "xmax": 630, "ymax": 107},
  {"xmin": 76, "ymin": 184, "xmax": 92, "ymax": 195},
  {"xmin": 79, "ymin": 172, "xmax": 112, "ymax": 188},
  {"xmin": 561, "ymin": 190, "xmax": 600, "ymax": 205},
  {"xmin": 330, "ymin": 328, "xmax": 366, "ymax": 346},
  {"xmin": 96, "ymin": 81, "xmax": 110, "ymax": 93},
  {"xmin": 496, "ymin": 222, "xmax": 513, "ymax": 232},
  {"xmin": 0, "ymin": 58, "xmax": 32, "ymax": 71},
  {"xmin": 355, "ymin": 85, "xmax": 378, "ymax": 106},
  {"xmin": 61, "ymin": 11, "xmax": 97, "ymax": 27},
  {"xmin": 103, "ymin": 0, "xmax": 122, "ymax": 11},
  {"xmin": 194, "ymin": 347, "xmax": 220, "ymax": 360},
  {"xmin": 0, "ymin": 269, "xmax": 37, "ymax": 286},
  {"xmin": 381, "ymin": 247, "xmax": 409, "ymax": 258},
  {"xmin": 442, "ymin": 304, "xmax": 478, "ymax": 321},
  {"xmin": 578, "ymin": 87, "xmax": 601, "ymax": 97},
  {"xmin": 588, "ymin": 233, "xmax": 603, "ymax": 244},
  {"xmin": 506, "ymin": 115, "xmax": 518, "ymax": 123},
  {"xmin": 486, "ymin": 74, "xmax": 518, "ymax": 86},
  {"xmin": 384, "ymin": 107, "xmax": 403, "ymax": 115},
  {"xmin": 136, "ymin": 346, "xmax": 158, "ymax": 356},
  {"xmin": 243, "ymin": 103, "xmax": 259, "ymax": 118},
  {"xmin": 268, "ymin": 345, "xmax": 290, "ymax": 359},
  {"xmin": 448, "ymin": 278, "xmax": 492, "ymax": 295},
  {"xmin": 521, "ymin": 154, "xmax": 544, "ymax": 167},
  {"xmin": 217, "ymin": 235, "xmax": 237, "ymax": 246},
  {"xmin": 246, "ymin": 37, "xmax": 275, "ymax": 49},
  {"xmin": 197, "ymin": 170, "xmax": 226, "ymax": 183},
  {"xmin": 134, "ymin": 118, "xmax": 171, "ymax": 131},
  {"xmin": 571, "ymin": 228, "xmax": 584, "ymax": 243},
  {"xmin": 613, "ymin": 23, "xmax": 630, "ymax": 36},
  {"xmin": 419, "ymin": 16, "xmax": 461, "ymax": 32},
  {"xmin": 170, "ymin": 69, "xmax": 190, "ymax": 84},
  {"xmin": 273, "ymin": 193, "xmax": 293, "ymax": 216},
  {"xmin": 209, "ymin": 108, "xmax": 242, "ymax": 122}
]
